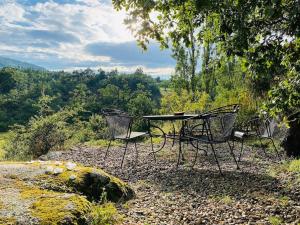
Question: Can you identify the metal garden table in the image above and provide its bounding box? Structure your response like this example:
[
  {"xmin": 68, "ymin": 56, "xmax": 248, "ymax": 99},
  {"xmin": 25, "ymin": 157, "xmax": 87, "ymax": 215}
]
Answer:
[{"xmin": 143, "ymin": 114, "xmax": 200, "ymax": 165}]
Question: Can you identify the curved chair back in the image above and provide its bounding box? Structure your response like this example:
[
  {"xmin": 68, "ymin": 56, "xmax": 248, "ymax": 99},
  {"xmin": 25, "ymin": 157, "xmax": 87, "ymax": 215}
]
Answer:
[
  {"xmin": 102, "ymin": 109, "xmax": 133, "ymax": 139},
  {"xmin": 207, "ymin": 104, "xmax": 240, "ymax": 114},
  {"xmin": 205, "ymin": 111, "xmax": 238, "ymax": 142},
  {"xmin": 258, "ymin": 118, "xmax": 277, "ymax": 138}
]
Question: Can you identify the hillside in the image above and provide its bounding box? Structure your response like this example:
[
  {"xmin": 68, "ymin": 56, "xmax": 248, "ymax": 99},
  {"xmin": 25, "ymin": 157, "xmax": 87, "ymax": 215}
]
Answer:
[{"xmin": 0, "ymin": 56, "xmax": 45, "ymax": 71}]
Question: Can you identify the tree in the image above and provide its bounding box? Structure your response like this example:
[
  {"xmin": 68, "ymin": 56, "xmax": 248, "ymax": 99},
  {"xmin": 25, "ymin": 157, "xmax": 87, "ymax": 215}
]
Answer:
[
  {"xmin": 0, "ymin": 68, "xmax": 17, "ymax": 94},
  {"xmin": 113, "ymin": 0, "xmax": 300, "ymax": 155},
  {"xmin": 112, "ymin": 0, "xmax": 299, "ymax": 111}
]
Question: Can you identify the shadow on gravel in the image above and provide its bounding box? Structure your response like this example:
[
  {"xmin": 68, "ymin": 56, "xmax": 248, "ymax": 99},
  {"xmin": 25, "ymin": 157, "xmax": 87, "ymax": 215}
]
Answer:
[
  {"xmin": 47, "ymin": 145, "xmax": 296, "ymax": 202},
  {"xmin": 141, "ymin": 167, "xmax": 283, "ymax": 199},
  {"xmin": 135, "ymin": 163, "xmax": 297, "ymax": 207}
]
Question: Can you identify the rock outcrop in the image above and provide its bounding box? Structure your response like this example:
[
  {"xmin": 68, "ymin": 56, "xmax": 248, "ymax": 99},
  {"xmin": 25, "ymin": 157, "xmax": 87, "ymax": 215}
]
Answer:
[{"xmin": 0, "ymin": 161, "xmax": 134, "ymax": 224}]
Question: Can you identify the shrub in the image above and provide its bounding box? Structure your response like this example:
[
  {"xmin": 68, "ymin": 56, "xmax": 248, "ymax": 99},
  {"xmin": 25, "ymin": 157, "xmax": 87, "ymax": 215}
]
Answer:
[
  {"xmin": 91, "ymin": 203, "xmax": 123, "ymax": 225},
  {"xmin": 160, "ymin": 90, "xmax": 210, "ymax": 114},
  {"xmin": 4, "ymin": 109, "xmax": 75, "ymax": 160},
  {"xmin": 4, "ymin": 108, "xmax": 110, "ymax": 160}
]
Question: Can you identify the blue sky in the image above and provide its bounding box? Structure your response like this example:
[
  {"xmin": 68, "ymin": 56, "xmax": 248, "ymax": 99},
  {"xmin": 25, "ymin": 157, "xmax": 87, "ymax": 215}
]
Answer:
[{"xmin": 0, "ymin": 0, "xmax": 175, "ymax": 77}]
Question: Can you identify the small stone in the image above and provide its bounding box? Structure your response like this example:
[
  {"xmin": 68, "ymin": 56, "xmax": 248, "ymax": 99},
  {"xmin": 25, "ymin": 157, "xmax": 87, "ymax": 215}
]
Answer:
[
  {"xmin": 54, "ymin": 161, "xmax": 62, "ymax": 166},
  {"xmin": 66, "ymin": 162, "xmax": 77, "ymax": 170},
  {"xmin": 69, "ymin": 174, "xmax": 77, "ymax": 180},
  {"xmin": 53, "ymin": 167, "xmax": 64, "ymax": 175},
  {"xmin": 45, "ymin": 166, "xmax": 54, "ymax": 174}
]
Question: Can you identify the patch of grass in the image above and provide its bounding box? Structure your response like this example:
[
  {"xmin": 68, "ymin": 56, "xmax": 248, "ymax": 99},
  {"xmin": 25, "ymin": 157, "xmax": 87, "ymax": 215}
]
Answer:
[
  {"xmin": 268, "ymin": 216, "xmax": 283, "ymax": 225},
  {"xmin": 278, "ymin": 196, "xmax": 290, "ymax": 206},
  {"xmin": 288, "ymin": 159, "xmax": 300, "ymax": 172},
  {"xmin": 268, "ymin": 159, "xmax": 300, "ymax": 177},
  {"xmin": 91, "ymin": 203, "xmax": 123, "ymax": 225},
  {"xmin": 0, "ymin": 132, "xmax": 10, "ymax": 160},
  {"xmin": 122, "ymin": 201, "xmax": 131, "ymax": 210},
  {"xmin": 220, "ymin": 195, "xmax": 234, "ymax": 204},
  {"xmin": 209, "ymin": 194, "xmax": 234, "ymax": 204}
]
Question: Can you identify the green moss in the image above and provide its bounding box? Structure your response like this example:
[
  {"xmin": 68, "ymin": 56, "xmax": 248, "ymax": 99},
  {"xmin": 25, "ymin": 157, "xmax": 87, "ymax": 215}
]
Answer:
[
  {"xmin": 30, "ymin": 162, "xmax": 134, "ymax": 202},
  {"xmin": 16, "ymin": 180, "xmax": 91, "ymax": 225},
  {"xmin": 0, "ymin": 216, "xmax": 16, "ymax": 225},
  {"xmin": 29, "ymin": 193, "xmax": 91, "ymax": 225},
  {"xmin": 20, "ymin": 186, "xmax": 55, "ymax": 199}
]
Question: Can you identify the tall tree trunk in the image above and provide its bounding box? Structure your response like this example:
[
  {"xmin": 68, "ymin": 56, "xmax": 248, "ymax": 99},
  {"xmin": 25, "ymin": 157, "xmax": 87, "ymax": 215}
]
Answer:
[
  {"xmin": 282, "ymin": 111, "xmax": 300, "ymax": 157},
  {"xmin": 188, "ymin": 19, "xmax": 197, "ymax": 100}
]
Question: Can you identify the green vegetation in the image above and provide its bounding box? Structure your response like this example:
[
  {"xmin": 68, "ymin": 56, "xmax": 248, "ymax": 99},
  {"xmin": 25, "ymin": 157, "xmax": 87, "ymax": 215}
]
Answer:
[
  {"xmin": 268, "ymin": 216, "xmax": 283, "ymax": 225},
  {"xmin": 91, "ymin": 203, "xmax": 123, "ymax": 225},
  {"xmin": 113, "ymin": 0, "xmax": 300, "ymax": 156},
  {"xmin": 0, "ymin": 161, "xmax": 133, "ymax": 225},
  {"xmin": 0, "ymin": 132, "xmax": 9, "ymax": 159},
  {"xmin": 22, "ymin": 188, "xmax": 91, "ymax": 225},
  {"xmin": 288, "ymin": 159, "xmax": 300, "ymax": 173},
  {"xmin": 0, "ymin": 67, "xmax": 160, "ymax": 159},
  {"xmin": 268, "ymin": 159, "xmax": 300, "ymax": 177},
  {"xmin": 0, "ymin": 1, "xmax": 299, "ymax": 160}
]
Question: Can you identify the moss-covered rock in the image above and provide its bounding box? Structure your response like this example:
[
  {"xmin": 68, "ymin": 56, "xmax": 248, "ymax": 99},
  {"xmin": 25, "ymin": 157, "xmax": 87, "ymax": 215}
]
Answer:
[{"xmin": 0, "ymin": 161, "xmax": 134, "ymax": 224}]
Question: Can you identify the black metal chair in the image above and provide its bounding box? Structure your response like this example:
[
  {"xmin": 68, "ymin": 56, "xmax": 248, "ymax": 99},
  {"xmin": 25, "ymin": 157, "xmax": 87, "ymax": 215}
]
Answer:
[
  {"xmin": 181, "ymin": 109, "xmax": 240, "ymax": 175},
  {"xmin": 102, "ymin": 109, "xmax": 148, "ymax": 168},
  {"xmin": 233, "ymin": 116, "xmax": 280, "ymax": 161}
]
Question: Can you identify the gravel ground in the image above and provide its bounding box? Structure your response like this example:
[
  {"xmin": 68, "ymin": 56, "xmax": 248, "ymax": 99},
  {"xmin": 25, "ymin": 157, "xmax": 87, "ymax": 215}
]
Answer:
[{"xmin": 44, "ymin": 141, "xmax": 300, "ymax": 225}]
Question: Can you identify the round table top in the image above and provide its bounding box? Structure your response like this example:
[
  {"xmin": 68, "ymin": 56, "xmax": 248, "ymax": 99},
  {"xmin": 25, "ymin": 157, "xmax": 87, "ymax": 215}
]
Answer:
[{"xmin": 143, "ymin": 114, "xmax": 200, "ymax": 121}]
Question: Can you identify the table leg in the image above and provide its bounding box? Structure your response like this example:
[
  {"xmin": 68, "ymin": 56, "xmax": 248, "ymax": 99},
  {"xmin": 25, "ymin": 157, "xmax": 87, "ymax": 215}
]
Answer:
[{"xmin": 147, "ymin": 120, "xmax": 167, "ymax": 153}]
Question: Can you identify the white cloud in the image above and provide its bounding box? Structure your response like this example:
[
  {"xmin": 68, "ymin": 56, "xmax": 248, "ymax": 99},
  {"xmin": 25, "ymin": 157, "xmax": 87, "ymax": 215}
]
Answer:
[
  {"xmin": 0, "ymin": 0, "xmax": 174, "ymax": 76},
  {"xmin": 0, "ymin": 0, "xmax": 133, "ymax": 63},
  {"xmin": 0, "ymin": 1, "xmax": 26, "ymax": 23}
]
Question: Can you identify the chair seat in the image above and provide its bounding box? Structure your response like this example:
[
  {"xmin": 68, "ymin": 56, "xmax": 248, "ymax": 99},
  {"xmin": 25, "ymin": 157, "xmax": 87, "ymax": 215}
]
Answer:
[
  {"xmin": 115, "ymin": 131, "xmax": 148, "ymax": 140},
  {"xmin": 233, "ymin": 131, "xmax": 246, "ymax": 139}
]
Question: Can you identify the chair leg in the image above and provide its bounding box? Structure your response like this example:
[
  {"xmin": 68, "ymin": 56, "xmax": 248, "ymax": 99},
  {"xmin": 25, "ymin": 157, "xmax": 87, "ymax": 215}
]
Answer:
[
  {"xmin": 150, "ymin": 136, "xmax": 156, "ymax": 162},
  {"xmin": 259, "ymin": 136, "xmax": 268, "ymax": 157},
  {"xmin": 104, "ymin": 139, "xmax": 112, "ymax": 162},
  {"xmin": 209, "ymin": 143, "xmax": 223, "ymax": 175},
  {"xmin": 191, "ymin": 141, "xmax": 199, "ymax": 169},
  {"xmin": 227, "ymin": 141, "xmax": 240, "ymax": 170},
  {"xmin": 204, "ymin": 144, "xmax": 208, "ymax": 156},
  {"xmin": 172, "ymin": 123, "xmax": 176, "ymax": 147},
  {"xmin": 269, "ymin": 138, "xmax": 280, "ymax": 160},
  {"xmin": 238, "ymin": 139, "xmax": 244, "ymax": 162},
  {"xmin": 176, "ymin": 140, "xmax": 183, "ymax": 169},
  {"xmin": 121, "ymin": 141, "xmax": 129, "ymax": 169}
]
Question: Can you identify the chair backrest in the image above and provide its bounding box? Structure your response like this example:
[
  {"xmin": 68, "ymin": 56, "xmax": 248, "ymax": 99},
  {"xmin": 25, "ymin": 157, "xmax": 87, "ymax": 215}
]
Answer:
[
  {"xmin": 102, "ymin": 109, "xmax": 133, "ymax": 139},
  {"xmin": 208, "ymin": 104, "xmax": 240, "ymax": 114},
  {"xmin": 258, "ymin": 118, "xmax": 277, "ymax": 138},
  {"xmin": 205, "ymin": 111, "xmax": 237, "ymax": 142}
]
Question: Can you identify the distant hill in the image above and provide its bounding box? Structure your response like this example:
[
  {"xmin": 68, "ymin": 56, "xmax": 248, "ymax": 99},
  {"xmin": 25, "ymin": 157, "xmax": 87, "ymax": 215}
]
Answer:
[{"xmin": 0, "ymin": 56, "xmax": 45, "ymax": 71}]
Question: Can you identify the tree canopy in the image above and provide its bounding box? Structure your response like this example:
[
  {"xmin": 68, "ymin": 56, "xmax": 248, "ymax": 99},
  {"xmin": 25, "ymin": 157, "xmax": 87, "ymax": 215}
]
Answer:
[{"xmin": 112, "ymin": 0, "xmax": 300, "ymax": 117}]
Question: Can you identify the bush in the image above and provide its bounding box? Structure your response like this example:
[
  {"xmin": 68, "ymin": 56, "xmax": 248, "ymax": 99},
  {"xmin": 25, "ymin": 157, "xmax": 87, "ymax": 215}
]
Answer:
[
  {"xmin": 4, "ymin": 108, "xmax": 110, "ymax": 160},
  {"xmin": 4, "ymin": 109, "xmax": 75, "ymax": 160},
  {"xmin": 160, "ymin": 90, "xmax": 210, "ymax": 114},
  {"xmin": 91, "ymin": 203, "xmax": 123, "ymax": 225}
]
